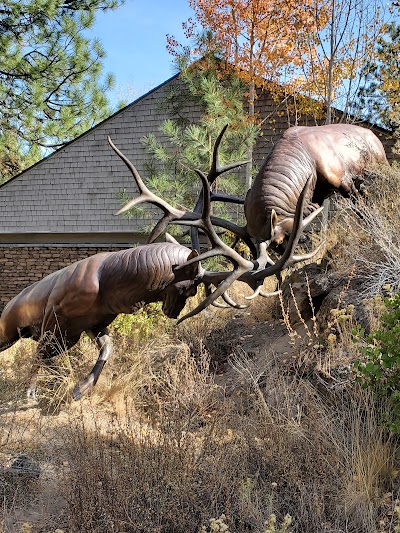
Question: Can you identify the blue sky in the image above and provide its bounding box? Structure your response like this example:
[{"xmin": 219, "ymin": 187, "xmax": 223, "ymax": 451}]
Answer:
[{"xmin": 88, "ymin": 0, "xmax": 195, "ymax": 108}]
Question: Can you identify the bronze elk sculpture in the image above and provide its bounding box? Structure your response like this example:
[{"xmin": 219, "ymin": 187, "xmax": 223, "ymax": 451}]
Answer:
[
  {"xmin": 244, "ymin": 123, "xmax": 388, "ymax": 246},
  {"xmin": 0, "ymin": 130, "xmax": 322, "ymax": 400},
  {"xmin": 0, "ymin": 242, "xmax": 202, "ymax": 399},
  {"xmin": 120, "ymin": 124, "xmax": 387, "ymax": 257}
]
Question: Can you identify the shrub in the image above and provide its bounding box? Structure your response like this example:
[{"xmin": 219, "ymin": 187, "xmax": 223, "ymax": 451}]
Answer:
[
  {"xmin": 354, "ymin": 290, "xmax": 400, "ymax": 432},
  {"xmin": 330, "ymin": 162, "xmax": 400, "ymax": 297},
  {"xmin": 111, "ymin": 303, "xmax": 170, "ymax": 340}
]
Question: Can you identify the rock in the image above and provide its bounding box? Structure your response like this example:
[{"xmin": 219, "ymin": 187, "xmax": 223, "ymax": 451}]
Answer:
[
  {"xmin": 281, "ymin": 262, "xmax": 376, "ymax": 336},
  {"xmin": 317, "ymin": 285, "xmax": 374, "ymax": 335},
  {"xmin": 280, "ymin": 263, "xmax": 342, "ymax": 324},
  {"xmin": 0, "ymin": 454, "xmax": 41, "ymax": 481}
]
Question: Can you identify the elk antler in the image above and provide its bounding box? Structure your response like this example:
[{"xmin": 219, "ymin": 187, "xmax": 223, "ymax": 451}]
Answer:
[
  {"xmin": 110, "ymin": 133, "xmax": 324, "ymax": 322},
  {"xmin": 173, "ymin": 173, "xmax": 323, "ymax": 323},
  {"xmin": 110, "ymin": 131, "xmax": 254, "ymax": 251},
  {"xmin": 189, "ymin": 125, "xmax": 253, "ymax": 254}
]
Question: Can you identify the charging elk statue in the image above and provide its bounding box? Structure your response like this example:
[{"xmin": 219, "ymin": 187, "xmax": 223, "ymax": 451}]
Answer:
[
  {"xmin": 244, "ymin": 123, "xmax": 388, "ymax": 246},
  {"xmin": 1, "ymin": 123, "xmax": 385, "ymax": 400},
  {"xmin": 119, "ymin": 124, "xmax": 387, "ymax": 257},
  {"xmin": 0, "ymin": 243, "xmax": 202, "ymax": 400},
  {"xmin": 0, "ymin": 130, "xmax": 323, "ymax": 400}
]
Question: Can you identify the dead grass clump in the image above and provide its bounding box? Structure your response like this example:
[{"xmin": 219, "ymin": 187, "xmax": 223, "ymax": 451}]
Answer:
[
  {"xmin": 60, "ymin": 349, "xmax": 294, "ymax": 532},
  {"xmin": 336, "ymin": 391, "xmax": 398, "ymax": 532},
  {"xmin": 57, "ymin": 336, "xmax": 399, "ymax": 533},
  {"xmin": 329, "ymin": 162, "xmax": 400, "ymax": 297},
  {"xmin": 228, "ymin": 350, "xmax": 398, "ymax": 533}
]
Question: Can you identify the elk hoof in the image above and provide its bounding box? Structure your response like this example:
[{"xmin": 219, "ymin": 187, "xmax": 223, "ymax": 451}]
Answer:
[
  {"xmin": 72, "ymin": 374, "xmax": 94, "ymax": 401},
  {"xmin": 72, "ymin": 386, "xmax": 82, "ymax": 401}
]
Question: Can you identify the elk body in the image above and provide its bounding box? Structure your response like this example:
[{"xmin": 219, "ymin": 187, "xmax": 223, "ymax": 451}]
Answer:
[
  {"xmin": 0, "ymin": 242, "xmax": 200, "ymax": 399},
  {"xmin": 244, "ymin": 124, "xmax": 388, "ymax": 245},
  {"xmin": 113, "ymin": 129, "xmax": 324, "ymax": 317}
]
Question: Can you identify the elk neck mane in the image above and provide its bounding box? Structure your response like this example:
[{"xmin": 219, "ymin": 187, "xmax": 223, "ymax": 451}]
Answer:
[
  {"xmin": 100, "ymin": 243, "xmax": 189, "ymax": 292},
  {"xmin": 261, "ymin": 136, "xmax": 316, "ymax": 217}
]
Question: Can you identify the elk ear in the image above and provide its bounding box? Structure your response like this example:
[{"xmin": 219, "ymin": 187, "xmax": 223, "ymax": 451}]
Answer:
[
  {"xmin": 270, "ymin": 209, "xmax": 278, "ymax": 232},
  {"xmin": 182, "ymin": 249, "xmax": 200, "ymax": 278}
]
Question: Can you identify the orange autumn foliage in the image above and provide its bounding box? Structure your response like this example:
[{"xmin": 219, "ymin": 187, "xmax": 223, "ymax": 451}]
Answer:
[{"xmin": 168, "ymin": 0, "xmax": 329, "ymax": 91}]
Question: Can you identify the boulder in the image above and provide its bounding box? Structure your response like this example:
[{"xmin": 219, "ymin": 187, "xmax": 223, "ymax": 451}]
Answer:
[{"xmin": 281, "ymin": 263, "xmax": 376, "ymax": 335}]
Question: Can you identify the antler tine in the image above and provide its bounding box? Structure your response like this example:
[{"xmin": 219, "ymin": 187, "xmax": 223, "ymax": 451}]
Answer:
[
  {"xmin": 291, "ymin": 240, "xmax": 325, "ymax": 264},
  {"xmin": 301, "ymin": 206, "xmax": 324, "ymax": 231},
  {"xmin": 253, "ymin": 241, "xmax": 276, "ymax": 269},
  {"xmin": 220, "ymin": 290, "xmax": 249, "ymax": 309},
  {"xmin": 208, "ymin": 125, "xmax": 249, "ymax": 185},
  {"xmin": 175, "ymin": 169, "xmax": 255, "ymax": 323},
  {"xmin": 177, "ymin": 266, "xmax": 250, "ymax": 324},
  {"xmin": 205, "ymin": 284, "xmax": 248, "ymax": 309},
  {"xmin": 285, "ymin": 205, "xmax": 325, "ymax": 264},
  {"xmin": 244, "ymin": 284, "xmax": 281, "ymax": 300},
  {"xmin": 175, "ymin": 169, "xmax": 254, "ymax": 271},
  {"xmin": 191, "ymin": 125, "xmax": 249, "ymax": 252},
  {"xmin": 108, "ymin": 136, "xmax": 184, "ymax": 220},
  {"xmin": 204, "ymin": 283, "xmax": 228, "ymax": 308}
]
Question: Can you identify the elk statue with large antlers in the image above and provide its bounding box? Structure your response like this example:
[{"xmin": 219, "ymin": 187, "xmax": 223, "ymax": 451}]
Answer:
[
  {"xmin": 119, "ymin": 124, "xmax": 386, "ymax": 259},
  {"xmin": 244, "ymin": 123, "xmax": 388, "ymax": 246},
  {"xmin": 0, "ymin": 127, "xmax": 323, "ymax": 400},
  {"xmin": 112, "ymin": 127, "xmax": 324, "ymax": 316},
  {"xmin": 0, "ymin": 243, "xmax": 201, "ymax": 400}
]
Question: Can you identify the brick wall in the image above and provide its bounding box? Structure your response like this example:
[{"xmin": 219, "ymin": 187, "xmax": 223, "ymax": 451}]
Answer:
[{"xmin": 0, "ymin": 245, "xmax": 127, "ymax": 312}]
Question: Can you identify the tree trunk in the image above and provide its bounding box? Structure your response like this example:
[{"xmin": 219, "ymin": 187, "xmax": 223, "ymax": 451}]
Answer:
[{"xmin": 246, "ymin": 81, "xmax": 255, "ymax": 191}]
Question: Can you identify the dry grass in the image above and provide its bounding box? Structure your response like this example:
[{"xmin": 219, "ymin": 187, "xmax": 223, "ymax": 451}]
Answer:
[
  {"xmin": 0, "ymin": 328, "xmax": 398, "ymax": 532},
  {"xmin": 330, "ymin": 162, "xmax": 400, "ymax": 297},
  {"xmin": 55, "ymin": 344, "xmax": 398, "ymax": 533}
]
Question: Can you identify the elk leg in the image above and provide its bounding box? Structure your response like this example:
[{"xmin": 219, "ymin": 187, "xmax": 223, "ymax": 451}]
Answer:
[
  {"xmin": 0, "ymin": 318, "xmax": 23, "ymax": 353},
  {"xmin": 72, "ymin": 327, "xmax": 113, "ymax": 401}
]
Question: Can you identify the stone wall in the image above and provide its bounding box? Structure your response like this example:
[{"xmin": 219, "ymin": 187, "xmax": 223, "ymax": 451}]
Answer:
[{"xmin": 0, "ymin": 245, "xmax": 127, "ymax": 311}]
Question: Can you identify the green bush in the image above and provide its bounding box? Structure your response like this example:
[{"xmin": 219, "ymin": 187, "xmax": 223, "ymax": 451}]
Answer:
[
  {"xmin": 354, "ymin": 290, "xmax": 400, "ymax": 432},
  {"xmin": 111, "ymin": 303, "xmax": 170, "ymax": 340}
]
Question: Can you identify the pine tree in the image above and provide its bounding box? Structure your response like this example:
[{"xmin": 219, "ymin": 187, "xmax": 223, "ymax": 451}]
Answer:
[
  {"xmin": 138, "ymin": 56, "xmax": 260, "ymax": 237},
  {"xmin": 168, "ymin": 0, "xmax": 329, "ymax": 187},
  {"xmin": 357, "ymin": 21, "xmax": 400, "ymax": 140},
  {"xmin": 0, "ymin": 0, "xmax": 120, "ymax": 182}
]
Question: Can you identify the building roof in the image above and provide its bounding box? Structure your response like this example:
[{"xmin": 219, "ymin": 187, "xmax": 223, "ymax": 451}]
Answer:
[{"xmin": 0, "ymin": 73, "xmax": 188, "ymax": 245}]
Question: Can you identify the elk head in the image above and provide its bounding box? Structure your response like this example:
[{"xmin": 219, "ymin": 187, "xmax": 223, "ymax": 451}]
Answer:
[
  {"xmin": 160, "ymin": 249, "xmax": 201, "ymax": 318},
  {"xmin": 268, "ymin": 209, "xmax": 321, "ymax": 248}
]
